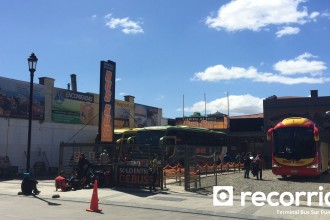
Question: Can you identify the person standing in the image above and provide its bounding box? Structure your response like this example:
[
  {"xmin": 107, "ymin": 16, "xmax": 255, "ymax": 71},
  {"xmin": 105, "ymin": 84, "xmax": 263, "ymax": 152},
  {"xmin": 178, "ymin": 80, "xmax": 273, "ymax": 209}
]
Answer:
[
  {"xmin": 149, "ymin": 154, "xmax": 158, "ymax": 192},
  {"xmin": 99, "ymin": 149, "xmax": 110, "ymax": 165},
  {"xmin": 235, "ymin": 153, "xmax": 242, "ymax": 163},
  {"xmin": 255, "ymin": 154, "xmax": 265, "ymax": 180},
  {"xmin": 243, "ymin": 155, "xmax": 251, "ymax": 178},
  {"xmin": 77, "ymin": 153, "xmax": 91, "ymax": 187}
]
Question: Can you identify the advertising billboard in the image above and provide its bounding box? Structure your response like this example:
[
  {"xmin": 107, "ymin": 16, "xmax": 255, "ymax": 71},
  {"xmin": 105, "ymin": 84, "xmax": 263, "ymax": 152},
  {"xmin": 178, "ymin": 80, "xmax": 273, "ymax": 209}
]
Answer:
[
  {"xmin": 0, "ymin": 76, "xmax": 45, "ymax": 120},
  {"xmin": 115, "ymin": 100, "xmax": 130, "ymax": 128},
  {"xmin": 134, "ymin": 104, "xmax": 160, "ymax": 127},
  {"xmin": 175, "ymin": 116, "xmax": 228, "ymax": 129},
  {"xmin": 52, "ymin": 88, "xmax": 98, "ymax": 125},
  {"xmin": 99, "ymin": 60, "xmax": 116, "ymax": 143}
]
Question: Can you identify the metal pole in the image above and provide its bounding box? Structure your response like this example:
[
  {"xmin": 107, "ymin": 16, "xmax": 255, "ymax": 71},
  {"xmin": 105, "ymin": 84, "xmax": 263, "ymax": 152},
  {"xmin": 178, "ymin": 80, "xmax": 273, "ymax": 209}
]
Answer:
[
  {"xmin": 183, "ymin": 94, "xmax": 184, "ymax": 117},
  {"xmin": 204, "ymin": 93, "xmax": 206, "ymax": 116},
  {"xmin": 26, "ymin": 70, "xmax": 34, "ymax": 173},
  {"xmin": 184, "ymin": 145, "xmax": 189, "ymax": 191},
  {"xmin": 227, "ymin": 91, "xmax": 229, "ymax": 116}
]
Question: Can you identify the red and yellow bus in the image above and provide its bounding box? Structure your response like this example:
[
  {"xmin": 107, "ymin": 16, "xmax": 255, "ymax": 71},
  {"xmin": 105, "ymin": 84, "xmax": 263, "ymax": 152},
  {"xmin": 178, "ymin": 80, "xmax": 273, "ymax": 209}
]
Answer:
[{"xmin": 267, "ymin": 117, "xmax": 329, "ymax": 177}]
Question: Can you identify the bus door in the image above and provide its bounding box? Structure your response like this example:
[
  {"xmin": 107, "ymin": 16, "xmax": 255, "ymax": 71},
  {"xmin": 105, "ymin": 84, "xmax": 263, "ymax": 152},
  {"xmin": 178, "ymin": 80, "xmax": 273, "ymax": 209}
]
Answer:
[{"xmin": 160, "ymin": 136, "xmax": 176, "ymax": 160}]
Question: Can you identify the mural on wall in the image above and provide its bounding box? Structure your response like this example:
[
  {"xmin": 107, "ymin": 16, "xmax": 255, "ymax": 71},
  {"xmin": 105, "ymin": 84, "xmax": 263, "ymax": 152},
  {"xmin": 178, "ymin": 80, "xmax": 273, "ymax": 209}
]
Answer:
[
  {"xmin": 115, "ymin": 100, "xmax": 130, "ymax": 128},
  {"xmin": 52, "ymin": 88, "xmax": 98, "ymax": 125},
  {"xmin": 0, "ymin": 76, "xmax": 45, "ymax": 120},
  {"xmin": 134, "ymin": 104, "xmax": 159, "ymax": 127}
]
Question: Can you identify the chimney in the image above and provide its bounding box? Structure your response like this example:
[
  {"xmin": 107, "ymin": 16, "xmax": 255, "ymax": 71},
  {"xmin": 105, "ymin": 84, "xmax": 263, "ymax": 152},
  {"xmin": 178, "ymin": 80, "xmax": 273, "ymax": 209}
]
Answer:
[
  {"xmin": 70, "ymin": 74, "xmax": 77, "ymax": 91},
  {"xmin": 311, "ymin": 90, "xmax": 318, "ymax": 98},
  {"xmin": 124, "ymin": 95, "xmax": 135, "ymax": 103},
  {"xmin": 67, "ymin": 83, "xmax": 70, "ymax": 90}
]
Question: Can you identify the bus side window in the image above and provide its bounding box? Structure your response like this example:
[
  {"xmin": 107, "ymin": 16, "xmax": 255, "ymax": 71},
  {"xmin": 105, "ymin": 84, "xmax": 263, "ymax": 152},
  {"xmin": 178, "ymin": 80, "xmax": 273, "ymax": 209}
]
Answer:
[{"xmin": 166, "ymin": 146, "xmax": 175, "ymax": 158}]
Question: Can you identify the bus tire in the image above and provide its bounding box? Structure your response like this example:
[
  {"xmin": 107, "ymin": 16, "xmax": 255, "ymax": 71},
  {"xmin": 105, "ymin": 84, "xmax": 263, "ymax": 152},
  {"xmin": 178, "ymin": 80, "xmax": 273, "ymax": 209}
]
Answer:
[{"xmin": 281, "ymin": 175, "xmax": 287, "ymax": 179}]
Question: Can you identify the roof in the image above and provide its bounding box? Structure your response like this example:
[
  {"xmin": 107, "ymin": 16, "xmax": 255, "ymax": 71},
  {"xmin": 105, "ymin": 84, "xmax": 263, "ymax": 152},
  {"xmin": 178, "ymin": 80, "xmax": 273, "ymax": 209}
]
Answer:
[
  {"xmin": 229, "ymin": 113, "xmax": 264, "ymax": 119},
  {"xmin": 276, "ymin": 96, "xmax": 304, "ymax": 99},
  {"xmin": 138, "ymin": 125, "xmax": 225, "ymax": 134}
]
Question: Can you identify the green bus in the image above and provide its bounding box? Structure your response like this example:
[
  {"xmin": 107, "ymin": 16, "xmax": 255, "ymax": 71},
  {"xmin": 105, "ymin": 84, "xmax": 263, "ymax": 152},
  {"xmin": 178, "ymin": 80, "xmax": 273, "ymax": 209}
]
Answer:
[
  {"xmin": 115, "ymin": 128, "xmax": 141, "ymax": 144},
  {"xmin": 123, "ymin": 126, "xmax": 227, "ymax": 165}
]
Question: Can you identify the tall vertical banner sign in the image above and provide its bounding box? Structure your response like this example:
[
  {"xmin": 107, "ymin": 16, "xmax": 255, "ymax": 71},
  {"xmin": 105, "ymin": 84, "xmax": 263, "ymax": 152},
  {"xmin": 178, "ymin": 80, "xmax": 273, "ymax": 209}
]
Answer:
[{"xmin": 99, "ymin": 60, "xmax": 116, "ymax": 143}]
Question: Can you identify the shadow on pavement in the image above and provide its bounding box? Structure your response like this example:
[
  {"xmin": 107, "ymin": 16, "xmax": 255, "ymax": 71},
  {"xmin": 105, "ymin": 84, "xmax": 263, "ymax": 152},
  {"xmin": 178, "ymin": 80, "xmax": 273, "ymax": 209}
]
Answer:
[
  {"xmin": 32, "ymin": 195, "xmax": 61, "ymax": 206},
  {"xmin": 112, "ymin": 187, "xmax": 170, "ymax": 197}
]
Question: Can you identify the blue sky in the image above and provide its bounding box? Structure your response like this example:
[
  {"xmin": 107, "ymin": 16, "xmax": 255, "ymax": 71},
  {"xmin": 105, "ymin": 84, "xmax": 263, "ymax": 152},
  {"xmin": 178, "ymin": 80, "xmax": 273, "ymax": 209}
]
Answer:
[{"xmin": 1, "ymin": 0, "xmax": 330, "ymax": 119}]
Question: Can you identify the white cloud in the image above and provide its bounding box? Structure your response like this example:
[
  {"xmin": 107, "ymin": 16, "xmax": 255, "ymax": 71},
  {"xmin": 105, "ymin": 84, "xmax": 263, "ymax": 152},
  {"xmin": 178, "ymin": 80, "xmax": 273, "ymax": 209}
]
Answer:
[
  {"xmin": 116, "ymin": 78, "xmax": 122, "ymax": 82},
  {"xmin": 104, "ymin": 14, "xmax": 144, "ymax": 34},
  {"xmin": 310, "ymin": 11, "xmax": 320, "ymax": 20},
  {"xmin": 321, "ymin": 12, "xmax": 330, "ymax": 18},
  {"xmin": 192, "ymin": 65, "xmax": 259, "ymax": 81},
  {"xmin": 273, "ymin": 53, "xmax": 327, "ymax": 76},
  {"xmin": 179, "ymin": 94, "xmax": 263, "ymax": 116},
  {"xmin": 205, "ymin": 0, "xmax": 311, "ymax": 33},
  {"xmin": 276, "ymin": 26, "xmax": 300, "ymax": 38},
  {"xmin": 91, "ymin": 14, "xmax": 97, "ymax": 20},
  {"xmin": 192, "ymin": 53, "xmax": 330, "ymax": 85}
]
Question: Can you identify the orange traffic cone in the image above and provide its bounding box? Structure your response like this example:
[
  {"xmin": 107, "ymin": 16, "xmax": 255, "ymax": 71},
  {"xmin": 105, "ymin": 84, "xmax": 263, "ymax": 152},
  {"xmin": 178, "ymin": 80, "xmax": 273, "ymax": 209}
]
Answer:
[{"xmin": 86, "ymin": 180, "xmax": 102, "ymax": 213}]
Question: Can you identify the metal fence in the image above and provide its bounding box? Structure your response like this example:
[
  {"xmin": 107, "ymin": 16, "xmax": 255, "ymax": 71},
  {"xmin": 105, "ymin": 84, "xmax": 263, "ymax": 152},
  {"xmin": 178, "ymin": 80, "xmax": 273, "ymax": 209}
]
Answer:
[{"xmin": 59, "ymin": 143, "xmax": 242, "ymax": 191}]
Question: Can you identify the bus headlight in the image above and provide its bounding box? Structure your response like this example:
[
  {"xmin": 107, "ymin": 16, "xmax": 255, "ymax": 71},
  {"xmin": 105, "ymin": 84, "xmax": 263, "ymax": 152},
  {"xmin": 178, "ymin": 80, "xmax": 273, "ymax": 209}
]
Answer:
[
  {"xmin": 272, "ymin": 163, "xmax": 281, "ymax": 168},
  {"xmin": 307, "ymin": 164, "xmax": 318, "ymax": 168}
]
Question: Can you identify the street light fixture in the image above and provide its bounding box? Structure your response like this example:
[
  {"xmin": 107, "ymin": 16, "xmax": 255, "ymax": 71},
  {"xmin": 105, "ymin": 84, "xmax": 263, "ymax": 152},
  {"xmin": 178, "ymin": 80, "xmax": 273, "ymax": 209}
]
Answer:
[{"xmin": 26, "ymin": 53, "xmax": 38, "ymax": 173}]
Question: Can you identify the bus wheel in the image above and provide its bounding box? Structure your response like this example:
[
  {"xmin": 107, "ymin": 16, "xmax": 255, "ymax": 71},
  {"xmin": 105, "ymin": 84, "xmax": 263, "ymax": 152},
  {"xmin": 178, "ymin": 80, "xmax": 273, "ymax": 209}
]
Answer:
[{"xmin": 281, "ymin": 175, "xmax": 287, "ymax": 178}]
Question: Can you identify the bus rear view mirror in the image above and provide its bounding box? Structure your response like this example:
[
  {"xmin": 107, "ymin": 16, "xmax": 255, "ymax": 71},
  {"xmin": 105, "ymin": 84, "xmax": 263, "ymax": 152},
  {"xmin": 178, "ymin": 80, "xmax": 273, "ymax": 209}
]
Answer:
[
  {"xmin": 314, "ymin": 126, "xmax": 319, "ymax": 142},
  {"xmin": 267, "ymin": 128, "xmax": 274, "ymax": 141}
]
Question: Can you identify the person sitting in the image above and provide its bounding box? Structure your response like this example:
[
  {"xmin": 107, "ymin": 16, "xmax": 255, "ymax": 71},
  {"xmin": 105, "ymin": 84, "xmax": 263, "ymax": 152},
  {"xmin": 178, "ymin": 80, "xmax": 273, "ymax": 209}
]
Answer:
[
  {"xmin": 21, "ymin": 173, "xmax": 40, "ymax": 195},
  {"xmin": 55, "ymin": 171, "xmax": 71, "ymax": 191},
  {"xmin": 68, "ymin": 170, "xmax": 82, "ymax": 190}
]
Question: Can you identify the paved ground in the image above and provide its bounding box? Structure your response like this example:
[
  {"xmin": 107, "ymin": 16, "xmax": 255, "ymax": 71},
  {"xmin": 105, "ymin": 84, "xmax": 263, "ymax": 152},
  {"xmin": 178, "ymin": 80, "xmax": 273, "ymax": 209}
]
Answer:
[{"xmin": 0, "ymin": 179, "xmax": 330, "ymax": 220}]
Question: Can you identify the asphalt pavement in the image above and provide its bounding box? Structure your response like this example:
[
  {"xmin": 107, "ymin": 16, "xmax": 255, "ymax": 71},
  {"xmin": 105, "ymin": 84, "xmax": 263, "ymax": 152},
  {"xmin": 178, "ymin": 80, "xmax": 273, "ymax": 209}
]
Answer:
[{"xmin": 0, "ymin": 179, "xmax": 329, "ymax": 220}]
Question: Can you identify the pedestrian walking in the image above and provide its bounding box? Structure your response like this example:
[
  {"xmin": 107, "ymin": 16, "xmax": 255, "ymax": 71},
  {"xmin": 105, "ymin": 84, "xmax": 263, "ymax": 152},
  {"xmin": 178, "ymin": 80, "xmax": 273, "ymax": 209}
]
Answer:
[{"xmin": 243, "ymin": 155, "xmax": 251, "ymax": 178}]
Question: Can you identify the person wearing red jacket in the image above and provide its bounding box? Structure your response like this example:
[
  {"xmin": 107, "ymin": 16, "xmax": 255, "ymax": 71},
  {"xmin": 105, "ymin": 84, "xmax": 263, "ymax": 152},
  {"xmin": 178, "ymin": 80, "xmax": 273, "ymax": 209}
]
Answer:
[
  {"xmin": 254, "ymin": 154, "xmax": 265, "ymax": 180},
  {"xmin": 55, "ymin": 171, "xmax": 71, "ymax": 191}
]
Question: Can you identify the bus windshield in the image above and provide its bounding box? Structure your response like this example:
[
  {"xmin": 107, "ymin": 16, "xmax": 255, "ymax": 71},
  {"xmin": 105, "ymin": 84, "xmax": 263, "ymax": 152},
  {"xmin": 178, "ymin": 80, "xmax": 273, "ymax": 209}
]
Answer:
[
  {"xmin": 135, "ymin": 130, "xmax": 167, "ymax": 145},
  {"xmin": 273, "ymin": 127, "xmax": 315, "ymax": 159}
]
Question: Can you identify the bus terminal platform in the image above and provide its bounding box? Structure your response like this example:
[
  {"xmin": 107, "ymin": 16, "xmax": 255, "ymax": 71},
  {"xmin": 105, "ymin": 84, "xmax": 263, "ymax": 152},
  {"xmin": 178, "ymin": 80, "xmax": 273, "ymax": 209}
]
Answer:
[{"xmin": 0, "ymin": 179, "xmax": 329, "ymax": 220}]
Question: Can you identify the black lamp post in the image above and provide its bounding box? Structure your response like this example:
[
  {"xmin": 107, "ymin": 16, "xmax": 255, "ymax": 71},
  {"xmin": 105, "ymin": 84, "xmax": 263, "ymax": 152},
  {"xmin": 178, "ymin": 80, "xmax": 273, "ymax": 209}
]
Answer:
[{"xmin": 26, "ymin": 53, "xmax": 38, "ymax": 173}]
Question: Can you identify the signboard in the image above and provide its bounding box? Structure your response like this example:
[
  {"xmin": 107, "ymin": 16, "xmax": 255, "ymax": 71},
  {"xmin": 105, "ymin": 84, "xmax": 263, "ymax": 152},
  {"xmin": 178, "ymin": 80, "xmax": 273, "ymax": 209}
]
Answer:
[
  {"xmin": 176, "ymin": 116, "xmax": 228, "ymax": 129},
  {"xmin": 117, "ymin": 165, "xmax": 160, "ymax": 187},
  {"xmin": 0, "ymin": 76, "xmax": 45, "ymax": 120},
  {"xmin": 52, "ymin": 88, "xmax": 98, "ymax": 124},
  {"xmin": 99, "ymin": 60, "xmax": 116, "ymax": 143}
]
